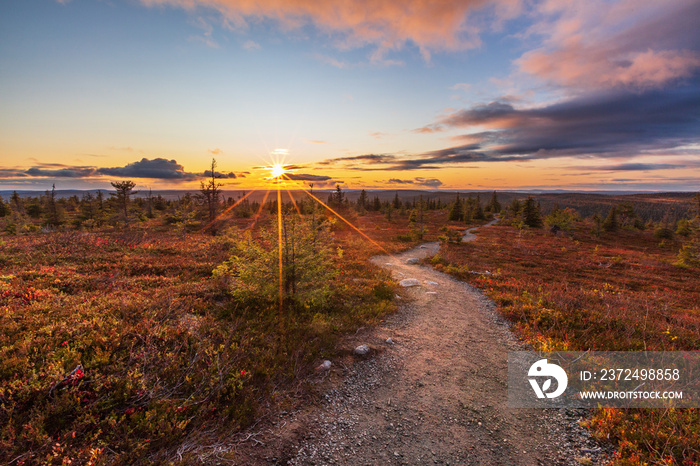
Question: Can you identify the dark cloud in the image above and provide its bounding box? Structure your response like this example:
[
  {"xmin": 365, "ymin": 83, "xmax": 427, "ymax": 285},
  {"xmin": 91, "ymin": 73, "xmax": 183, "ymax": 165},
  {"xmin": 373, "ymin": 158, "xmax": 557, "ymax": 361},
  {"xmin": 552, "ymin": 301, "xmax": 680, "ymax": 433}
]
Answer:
[
  {"xmin": 321, "ymin": 148, "xmax": 490, "ymax": 171},
  {"xmin": 1, "ymin": 158, "xmax": 220, "ymax": 182},
  {"xmin": 322, "ymin": 83, "xmax": 699, "ymax": 172},
  {"xmin": 318, "ymin": 154, "xmax": 397, "ymax": 166},
  {"xmin": 0, "ymin": 169, "xmax": 27, "ymax": 177},
  {"xmin": 388, "ymin": 177, "xmax": 443, "ymax": 187},
  {"xmin": 571, "ymin": 163, "xmax": 683, "ymax": 171},
  {"xmin": 285, "ymin": 173, "xmax": 332, "ymax": 181},
  {"xmin": 202, "ymin": 170, "xmax": 238, "ymax": 179},
  {"xmin": 98, "ymin": 158, "xmax": 197, "ymax": 180},
  {"xmin": 415, "ymin": 177, "xmax": 443, "ymax": 187},
  {"xmin": 439, "ymin": 84, "xmax": 700, "ymax": 158},
  {"xmin": 26, "ymin": 167, "xmax": 97, "ymax": 178}
]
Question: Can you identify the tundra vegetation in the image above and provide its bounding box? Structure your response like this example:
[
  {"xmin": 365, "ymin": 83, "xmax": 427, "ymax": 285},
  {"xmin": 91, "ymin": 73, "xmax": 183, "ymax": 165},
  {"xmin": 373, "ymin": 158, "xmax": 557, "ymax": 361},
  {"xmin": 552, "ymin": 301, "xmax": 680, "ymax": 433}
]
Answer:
[{"xmin": 0, "ymin": 186, "xmax": 698, "ymax": 464}]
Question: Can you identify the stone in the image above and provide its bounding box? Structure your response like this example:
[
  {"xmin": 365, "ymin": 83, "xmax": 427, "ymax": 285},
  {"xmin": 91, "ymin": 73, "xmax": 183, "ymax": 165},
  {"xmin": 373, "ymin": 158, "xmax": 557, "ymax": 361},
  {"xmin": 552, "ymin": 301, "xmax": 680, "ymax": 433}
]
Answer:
[
  {"xmin": 386, "ymin": 338, "xmax": 394, "ymax": 345},
  {"xmin": 399, "ymin": 278, "xmax": 420, "ymax": 287},
  {"xmin": 405, "ymin": 258, "xmax": 420, "ymax": 264},
  {"xmin": 425, "ymin": 281, "xmax": 439, "ymax": 286},
  {"xmin": 316, "ymin": 360, "xmax": 332, "ymax": 372},
  {"xmin": 354, "ymin": 344, "xmax": 370, "ymax": 356}
]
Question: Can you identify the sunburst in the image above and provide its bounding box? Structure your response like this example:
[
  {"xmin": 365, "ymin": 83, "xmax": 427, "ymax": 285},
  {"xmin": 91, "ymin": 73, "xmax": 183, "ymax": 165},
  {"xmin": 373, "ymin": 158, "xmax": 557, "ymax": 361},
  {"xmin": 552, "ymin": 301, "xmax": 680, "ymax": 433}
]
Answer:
[
  {"xmin": 207, "ymin": 149, "xmax": 395, "ymax": 329},
  {"xmin": 270, "ymin": 163, "xmax": 286, "ymax": 178}
]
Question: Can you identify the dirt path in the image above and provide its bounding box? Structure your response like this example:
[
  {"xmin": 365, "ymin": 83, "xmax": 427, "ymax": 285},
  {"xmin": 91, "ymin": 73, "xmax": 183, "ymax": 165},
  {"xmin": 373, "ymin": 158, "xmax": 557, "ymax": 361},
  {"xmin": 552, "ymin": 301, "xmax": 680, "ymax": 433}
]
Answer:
[{"xmin": 237, "ymin": 221, "xmax": 605, "ymax": 465}]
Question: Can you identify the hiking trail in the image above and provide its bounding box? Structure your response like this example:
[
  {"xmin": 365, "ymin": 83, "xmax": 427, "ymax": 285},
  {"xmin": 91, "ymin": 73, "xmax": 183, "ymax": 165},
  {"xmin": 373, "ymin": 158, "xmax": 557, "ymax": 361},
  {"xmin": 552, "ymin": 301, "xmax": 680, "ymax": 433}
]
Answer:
[{"xmin": 236, "ymin": 219, "xmax": 605, "ymax": 465}]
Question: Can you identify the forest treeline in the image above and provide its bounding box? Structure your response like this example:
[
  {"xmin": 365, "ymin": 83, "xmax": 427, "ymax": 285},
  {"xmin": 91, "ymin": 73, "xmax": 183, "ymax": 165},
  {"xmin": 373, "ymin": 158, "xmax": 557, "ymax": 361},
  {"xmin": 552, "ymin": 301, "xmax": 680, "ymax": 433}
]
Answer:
[{"xmin": 1, "ymin": 182, "xmax": 699, "ymax": 267}]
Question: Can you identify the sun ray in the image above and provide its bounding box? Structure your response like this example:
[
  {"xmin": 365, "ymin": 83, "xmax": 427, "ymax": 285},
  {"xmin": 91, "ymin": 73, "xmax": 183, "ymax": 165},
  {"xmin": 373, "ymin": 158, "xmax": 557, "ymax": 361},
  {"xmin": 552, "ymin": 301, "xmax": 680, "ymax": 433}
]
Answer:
[
  {"xmin": 282, "ymin": 174, "xmax": 394, "ymax": 256},
  {"xmin": 286, "ymin": 188, "xmax": 303, "ymax": 217},
  {"xmin": 277, "ymin": 187, "xmax": 284, "ymax": 323},
  {"xmin": 198, "ymin": 189, "xmax": 257, "ymax": 233},
  {"xmin": 245, "ymin": 189, "xmax": 271, "ymax": 231}
]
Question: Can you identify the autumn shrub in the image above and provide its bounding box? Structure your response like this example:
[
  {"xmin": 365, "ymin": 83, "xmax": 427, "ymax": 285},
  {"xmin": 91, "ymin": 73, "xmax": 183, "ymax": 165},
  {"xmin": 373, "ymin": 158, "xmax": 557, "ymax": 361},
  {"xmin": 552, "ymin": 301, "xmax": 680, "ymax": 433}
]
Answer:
[
  {"xmin": 432, "ymin": 221, "xmax": 699, "ymax": 465},
  {"xmin": 0, "ymin": 211, "xmax": 401, "ymax": 464}
]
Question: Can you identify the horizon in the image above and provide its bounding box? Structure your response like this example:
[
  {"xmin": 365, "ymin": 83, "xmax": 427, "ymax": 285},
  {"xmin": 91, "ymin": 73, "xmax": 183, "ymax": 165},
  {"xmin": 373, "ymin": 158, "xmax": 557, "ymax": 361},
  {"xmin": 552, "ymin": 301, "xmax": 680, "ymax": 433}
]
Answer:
[{"xmin": 1, "ymin": 0, "xmax": 699, "ymax": 192}]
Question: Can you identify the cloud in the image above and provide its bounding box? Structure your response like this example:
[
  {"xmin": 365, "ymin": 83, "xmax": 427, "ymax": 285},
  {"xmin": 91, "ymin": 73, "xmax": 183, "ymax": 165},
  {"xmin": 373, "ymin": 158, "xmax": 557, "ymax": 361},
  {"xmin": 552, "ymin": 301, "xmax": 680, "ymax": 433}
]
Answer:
[
  {"xmin": 284, "ymin": 173, "xmax": 332, "ymax": 181},
  {"xmin": 450, "ymin": 82, "xmax": 472, "ymax": 92},
  {"xmin": 188, "ymin": 16, "xmax": 220, "ymax": 48},
  {"xmin": 388, "ymin": 177, "xmax": 443, "ymax": 187},
  {"xmin": 140, "ymin": 0, "xmax": 523, "ymax": 61},
  {"xmin": 314, "ymin": 53, "xmax": 351, "ymax": 69},
  {"xmin": 569, "ymin": 163, "xmax": 684, "ymax": 172},
  {"xmin": 428, "ymin": 84, "xmax": 700, "ymax": 160},
  {"xmin": 202, "ymin": 170, "xmax": 238, "ymax": 179},
  {"xmin": 26, "ymin": 167, "xmax": 97, "ymax": 178},
  {"xmin": 283, "ymin": 173, "xmax": 343, "ymax": 188},
  {"xmin": 518, "ymin": 0, "xmax": 700, "ymax": 90},
  {"xmin": 208, "ymin": 148, "xmax": 223, "ymax": 154},
  {"xmin": 242, "ymin": 39, "xmax": 260, "ymax": 50},
  {"xmin": 0, "ymin": 158, "xmax": 218, "ymax": 182},
  {"xmin": 318, "ymin": 154, "xmax": 398, "ymax": 166},
  {"xmin": 415, "ymin": 177, "xmax": 443, "ymax": 187},
  {"xmin": 0, "ymin": 169, "xmax": 27, "ymax": 177},
  {"xmin": 321, "ymin": 147, "xmax": 489, "ymax": 171},
  {"xmin": 307, "ymin": 139, "xmax": 327, "ymax": 144},
  {"xmin": 326, "ymin": 80, "xmax": 700, "ymax": 171},
  {"xmin": 98, "ymin": 158, "xmax": 198, "ymax": 180}
]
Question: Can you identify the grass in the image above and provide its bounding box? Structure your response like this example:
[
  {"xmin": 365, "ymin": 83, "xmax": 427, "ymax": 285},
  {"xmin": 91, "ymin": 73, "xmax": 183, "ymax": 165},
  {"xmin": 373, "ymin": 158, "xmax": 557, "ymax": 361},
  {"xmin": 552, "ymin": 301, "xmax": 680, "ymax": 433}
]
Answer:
[
  {"xmin": 0, "ymin": 212, "xmax": 406, "ymax": 464},
  {"xmin": 431, "ymin": 220, "xmax": 699, "ymax": 465},
  {"xmin": 2, "ymin": 204, "xmax": 698, "ymax": 464}
]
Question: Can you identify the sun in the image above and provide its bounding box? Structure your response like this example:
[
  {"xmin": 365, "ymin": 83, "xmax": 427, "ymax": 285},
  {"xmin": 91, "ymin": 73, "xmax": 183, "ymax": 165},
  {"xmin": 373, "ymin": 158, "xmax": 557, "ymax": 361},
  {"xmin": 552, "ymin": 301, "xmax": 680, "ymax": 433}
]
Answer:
[{"xmin": 270, "ymin": 164, "xmax": 286, "ymax": 178}]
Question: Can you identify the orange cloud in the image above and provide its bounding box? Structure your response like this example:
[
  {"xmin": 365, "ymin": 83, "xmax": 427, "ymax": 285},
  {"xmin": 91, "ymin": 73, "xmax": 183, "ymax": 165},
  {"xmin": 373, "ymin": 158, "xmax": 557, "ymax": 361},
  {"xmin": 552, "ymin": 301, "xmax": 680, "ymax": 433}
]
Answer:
[
  {"xmin": 520, "ymin": 43, "xmax": 700, "ymax": 90},
  {"xmin": 140, "ymin": 0, "xmax": 522, "ymax": 60},
  {"xmin": 517, "ymin": 0, "xmax": 700, "ymax": 90}
]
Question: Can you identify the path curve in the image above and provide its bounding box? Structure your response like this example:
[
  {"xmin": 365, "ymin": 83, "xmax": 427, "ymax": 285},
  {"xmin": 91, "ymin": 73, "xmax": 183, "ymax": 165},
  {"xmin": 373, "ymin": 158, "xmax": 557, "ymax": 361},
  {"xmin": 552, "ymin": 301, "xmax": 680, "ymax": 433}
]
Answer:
[{"xmin": 240, "ymin": 219, "xmax": 604, "ymax": 465}]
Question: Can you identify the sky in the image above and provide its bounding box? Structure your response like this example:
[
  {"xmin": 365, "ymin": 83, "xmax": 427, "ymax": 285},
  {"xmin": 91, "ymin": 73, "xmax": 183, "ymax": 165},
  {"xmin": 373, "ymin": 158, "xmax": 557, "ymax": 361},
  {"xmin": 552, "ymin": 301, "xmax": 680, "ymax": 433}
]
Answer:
[{"xmin": 1, "ymin": 0, "xmax": 699, "ymax": 192}]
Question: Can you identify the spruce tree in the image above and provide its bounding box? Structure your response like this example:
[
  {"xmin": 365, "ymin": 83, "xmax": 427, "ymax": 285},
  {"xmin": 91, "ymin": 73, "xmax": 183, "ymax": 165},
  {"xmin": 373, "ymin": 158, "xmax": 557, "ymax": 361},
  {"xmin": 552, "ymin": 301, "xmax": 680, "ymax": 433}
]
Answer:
[
  {"xmin": 521, "ymin": 196, "xmax": 542, "ymax": 228},
  {"xmin": 488, "ymin": 191, "xmax": 501, "ymax": 213},
  {"xmin": 448, "ymin": 194, "xmax": 463, "ymax": 221},
  {"xmin": 392, "ymin": 192, "xmax": 401, "ymax": 210},
  {"xmin": 199, "ymin": 158, "xmax": 222, "ymax": 234},
  {"xmin": 110, "ymin": 180, "xmax": 137, "ymax": 227},
  {"xmin": 474, "ymin": 194, "xmax": 485, "ymax": 220},
  {"xmin": 603, "ymin": 206, "xmax": 619, "ymax": 232}
]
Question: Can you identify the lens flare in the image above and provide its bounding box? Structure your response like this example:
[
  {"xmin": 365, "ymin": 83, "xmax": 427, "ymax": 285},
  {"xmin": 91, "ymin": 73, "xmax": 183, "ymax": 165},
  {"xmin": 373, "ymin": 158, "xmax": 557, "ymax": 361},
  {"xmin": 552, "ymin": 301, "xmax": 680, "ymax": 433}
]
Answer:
[{"xmin": 270, "ymin": 164, "xmax": 286, "ymax": 178}]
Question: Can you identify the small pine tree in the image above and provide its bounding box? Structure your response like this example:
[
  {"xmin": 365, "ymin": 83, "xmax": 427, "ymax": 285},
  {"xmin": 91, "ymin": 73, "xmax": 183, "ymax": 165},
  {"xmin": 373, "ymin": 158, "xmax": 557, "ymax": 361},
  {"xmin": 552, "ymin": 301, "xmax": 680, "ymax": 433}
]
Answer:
[
  {"xmin": 110, "ymin": 180, "xmax": 137, "ymax": 227},
  {"xmin": 510, "ymin": 198, "xmax": 521, "ymax": 216},
  {"xmin": 392, "ymin": 192, "xmax": 401, "ymax": 210},
  {"xmin": 45, "ymin": 184, "xmax": 62, "ymax": 227},
  {"xmin": 199, "ymin": 158, "xmax": 222, "ymax": 235},
  {"xmin": 487, "ymin": 191, "xmax": 501, "ymax": 213},
  {"xmin": 10, "ymin": 191, "xmax": 23, "ymax": 213},
  {"xmin": 521, "ymin": 196, "xmax": 542, "ymax": 228},
  {"xmin": 357, "ymin": 189, "xmax": 368, "ymax": 212},
  {"xmin": 448, "ymin": 194, "xmax": 463, "ymax": 221},
  {"xmin": 473, "ymin": 194, "xmax": 485, "ymax": 220},
  {"xmin": 603, "ymin": 206, "xmax": 618, "ymax": 232},
  {"xmin": 0, "ymin": 196, "xmax": 9, "ymax": 217}
]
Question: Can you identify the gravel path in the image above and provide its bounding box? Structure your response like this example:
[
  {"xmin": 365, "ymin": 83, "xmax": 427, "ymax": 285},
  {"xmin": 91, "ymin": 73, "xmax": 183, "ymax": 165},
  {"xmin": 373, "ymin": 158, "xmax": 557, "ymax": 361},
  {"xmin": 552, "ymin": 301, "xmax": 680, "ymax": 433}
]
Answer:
[{"xmin": 236, "ymin": 221, "xmax": 608, "ymax": 465}]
